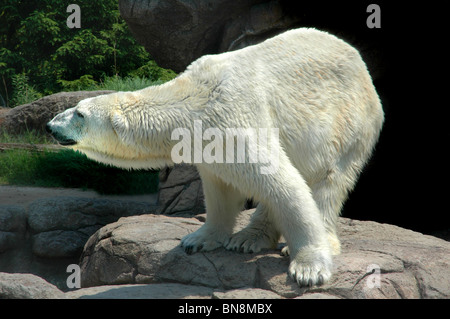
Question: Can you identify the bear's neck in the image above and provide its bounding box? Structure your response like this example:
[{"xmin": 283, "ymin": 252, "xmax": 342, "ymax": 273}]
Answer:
[
  {"xmin": 140, "ymin": 74, "xmax": 209, "ymax": 125},
  {"xmin": 121, "ymin": 74, "xmax": 211, "ymax": 157}
]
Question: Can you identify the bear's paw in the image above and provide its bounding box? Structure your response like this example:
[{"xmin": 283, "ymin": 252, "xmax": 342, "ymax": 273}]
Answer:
[
  {"xmin": 181, "ymin": 224, "xmax": 230, "ymax": 254},
  {"xmin": 288, "ymin": 246, "xmax": 332, "ymax": 287},
  {"xmin": 226, "ymin": 227, "xmax": 278, "ymax": 253}
]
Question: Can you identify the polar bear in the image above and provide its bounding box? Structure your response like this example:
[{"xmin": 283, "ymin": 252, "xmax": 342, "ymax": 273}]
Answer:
[{"xmin": 46, "ymin": 28, "xmax": 384, "ymax": 287}]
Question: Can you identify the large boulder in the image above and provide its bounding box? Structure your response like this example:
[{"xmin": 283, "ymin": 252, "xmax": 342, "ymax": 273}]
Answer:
[
  {"xmin": 65, "ymin": 283, "xmax": 213, "ymax": 299},
  {"xmin": 0, "ymin": 90, "xmax": 114, "ymax": 134},
  {"xmin": 2, "ymin": 206, "xmax": 449, "ymax": 299},
  {"xmin": 0, "ymin": 205, "xmax": 27, "ymax": 253},
  {"xmin": 157, "ymin": 164, "xmax": 253, "ymax": 217},
  {"xmin": 27, "ymin": 197, "xmax": 157, "ymax": 258},
  {"xmin": 118, "ymin": 1, "xmax": 384, "ymax": 82},
  {"xmin": 157, "ymin": 164, "xmax": 204, "ymax": 216},
  {"xmin": 0, "ymin": 196, "xmax": 158, "ymax": 290},
  {"xmin": 118, "ymin": 0, "xmax": 301, "ymax": 73},
  {"xmin": 79, "ymin": 210, "xmax": 450, "ymax": 299},
  {"xmin": 0, "ymin": 272, "xmax": 65, "ymax": 299}
]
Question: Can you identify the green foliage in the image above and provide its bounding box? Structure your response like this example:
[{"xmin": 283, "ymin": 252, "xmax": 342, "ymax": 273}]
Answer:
[
  {"xmin": 0, "ymin": 0, "xmax": 175, "ymax": 106},
  {"xmin": 0, "ymin": 148, "xmax": 159, "ymax": 194},
  {"xmin": 0, "ymin": 129, "xmax": 159, "ymax": 194},
  {"xmin": 129, "ymin": 61, "xmax": 178, "ymax": 83},
  {"xmin": 91, "ymin": 75, "xmax": 163, "ymax": 92},
  {"xmin": 33, "ymin": 150, "xmax": 159, "ymax": 194},
  {"xmin": 0, "ymin": 149, "xmax": 41, "ymax": 185},
  {"xmin": 0, "ymin": 2, "xmax": 165, "ymax": 193},
  {"xmin": 0, "ymin": 128, "xmax": 52, "ymax": 144},
  {"xmin": 10, "ymin": 73, "xmax": 43, "ymax": 106},
  {"xmin": 0, "ymin": 129, "xmax": 158, "ymax": 195},
  {"xmin": 57, "ymin": 74, "xmax": 168, "ymax": 92},
  {"xmin": 58, "ymin": 74, "xmax": 97, "ymax": 91}
]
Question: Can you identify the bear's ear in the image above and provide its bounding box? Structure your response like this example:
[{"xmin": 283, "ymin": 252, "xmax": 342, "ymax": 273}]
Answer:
[{"xmin": 111, "ymin": 111, "xmax": 130, "ymax": 141}]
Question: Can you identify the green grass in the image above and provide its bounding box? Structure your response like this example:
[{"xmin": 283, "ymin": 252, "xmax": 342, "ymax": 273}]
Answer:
[
  {"xmin": 0, "ymin": 130, "xmax": 159, "ymax": 194},
  {"xmin": 0, "ymin": 72, "xmax": 171, "ymax": 193},
  {"xmin": 0, "ymin": 128, "xmax": 53, "ymax": 144},
  {"xmin": 58, "ymin": 74, "xmax": 175, "ymax": 93},
  {"xmin": 58, "ymin": 75, "xmax": 166, "ymax": 92},
  {"xmin": 0, "ymin": 149, "xmax": 41, "ymax": 185},
  {"xmin": 12, "ymin": 73, "xmax": 177, "ymax": 107},
  {"xmin": 92, "ymin": 75, "xmax": 166, "ymax": 91}
]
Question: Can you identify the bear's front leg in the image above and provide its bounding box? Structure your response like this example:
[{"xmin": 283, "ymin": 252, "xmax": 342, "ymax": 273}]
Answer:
[
  {"xmin": 181, "ymin": 167, "xmax": 246, "ymax": 254},
  {"xmin": 266, "ymin": 164, "xmax": 333, "ymax": 287}
]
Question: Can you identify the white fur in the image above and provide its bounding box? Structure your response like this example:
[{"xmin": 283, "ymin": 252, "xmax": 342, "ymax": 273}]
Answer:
[{"xmin": 47, "ymin": 28, "xmax": 384, "ymax": 287}]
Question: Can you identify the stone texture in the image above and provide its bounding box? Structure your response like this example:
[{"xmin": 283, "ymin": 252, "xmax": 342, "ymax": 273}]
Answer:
[
  {"xmin": 157, "ymin": 165, "xmax": 205, "ymax": 216},
  {"xmin": 118, "ymin": 0, "xmax": 300, "ymax": 73},
  {"xmin": 79, "ymin": 210, "xmax": 450, "ymax": 299},
  {"xmin": 118, "ymin": 1, "xmax": 385, "ymax": 84},
  {"xmin": 65, "ymin": 283, "xmax": 213, "ymax": 299},
  {"xmin": 0, "ymin": 205, "xmax": 27, "ymax": 252},
  {"xmin": 2, "ymin": 209, "xmax": 449, "ymax": 299},
  {"xmin": 27, "ymin": 197, "xmax": 157, "ymax": 258},
  {"xmin": 295, "ymin": 292, "xmax": 341, "ymax": 299},
  {"xmin": 0, "ymin": 196, "xmax": 158, "ymax": 290},
  {"xmin": 0, "ymin": 90, "xmax": 114, "ymax": 134},
  {"xmin": 212, "ymin": 288, "xmax": 283, "ymax": 299},
  {"xmin": 0, "ymin": 272, "xmax": 65, "ymax": 299}
]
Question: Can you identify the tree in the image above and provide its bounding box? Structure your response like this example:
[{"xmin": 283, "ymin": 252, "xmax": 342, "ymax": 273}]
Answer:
[{"xmin": 0, "ymin": 0, "xmax": 171, "ymax": 107}]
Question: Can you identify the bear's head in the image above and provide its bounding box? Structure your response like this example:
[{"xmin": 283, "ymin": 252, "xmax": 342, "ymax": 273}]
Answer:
[{"xmin": 46, "ymin": 93, "xmax": 170, "ymax": 169}]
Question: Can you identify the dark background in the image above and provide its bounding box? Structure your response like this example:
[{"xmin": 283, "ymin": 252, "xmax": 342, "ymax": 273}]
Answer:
[{"xmin": 294, "ymin": 1, "xmax": 449, "ymax": 234}]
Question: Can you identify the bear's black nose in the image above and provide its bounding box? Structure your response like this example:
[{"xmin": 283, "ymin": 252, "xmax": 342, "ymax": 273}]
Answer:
[{"xmin": 45, "ymin": 123, "xmax": 52, "ymax": 134}]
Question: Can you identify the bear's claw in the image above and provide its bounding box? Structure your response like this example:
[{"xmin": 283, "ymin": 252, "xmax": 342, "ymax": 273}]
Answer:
[
  {"xmin": 288, "ymin": 247, "xmax": 333, "ymax": 287},
  {"xmin": 181, "ymin": 224, "xmax": 230, "ymax": 253}
]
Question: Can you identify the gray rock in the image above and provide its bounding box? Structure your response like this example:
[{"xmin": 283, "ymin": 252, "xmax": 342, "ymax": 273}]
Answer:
[
  {"xmin": 79, "ymin": 210, "xmax": 450, "ymax": 298},
  {"xmin": 27, "ymin": 197, "xmax": 154, "ymax": 232},
  {"xmin": 1, "ymin": 90, "xmax": 114, "ymax": 134},
  {"xmin": 295, "ymin": 293, "xmax": 341, "ymax": 299},
  {"xmin": 0, "ymin": 272, "xmax": 65, "ymax": 299},
  {"xmin": 0, "ymin": 195, "xmax": 159, "ymax": 292},
  {"xmin": 212, "ymin": 288, "xmax": 283, "ymax": 299},
  {"xmin": 32, "ymin": 230, "xmax": 91, "ymax": 258},
  {"xmin": 66, "ymin": 283, "xmax": 213, "ymax": 299},
  {"xmin": 119, "ymin": 0, "xmax": 300, "ymax": 73},
  {"xmin": 157, "ymin": 165, "xmax": 205, "ymax": 216},
  {"xmin": 118, "ymin": 1, "xmax": 385, "ymax": 85},
  {"xmin": 0, "ymin": 205, "xmax": 26, "ymax": 232},
  {"xmin": 27, "ymin": 197, "xmax": 157, "ymax": 258},
  {"xmin": 0, "ymin": 206, "xmax": 27, "ymax": 252}
]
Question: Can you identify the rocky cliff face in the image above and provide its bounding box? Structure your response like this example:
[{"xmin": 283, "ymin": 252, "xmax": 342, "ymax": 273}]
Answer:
[
  {"xmin": 1, "ymin": 208, "xmax": 449, "ymax": 299},
  {"xmin": 118, "ymin": 1, "xmax": 385, "ymax": 82},
  {"xmin": 0, "ymin": 197, "xmax": 157, "ymax": 289},
  {"xmin": 77, "ymin": 211, "xmax": 450, "ymax": 299},
  {"xmin": 118, "ymin": 0, "xmax": 302, "ymax": 73}
]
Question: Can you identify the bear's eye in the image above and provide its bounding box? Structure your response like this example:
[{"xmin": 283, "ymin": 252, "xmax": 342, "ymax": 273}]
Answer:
[{"xmin": 76, "ymin": 110, "xmax": 84, "ymax": 119}]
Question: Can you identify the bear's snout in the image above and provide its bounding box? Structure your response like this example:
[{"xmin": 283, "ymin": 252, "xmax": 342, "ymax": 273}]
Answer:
[
  {"xmin": 45, "ymin": 122, "xmax": 52, "ymax": 134},
  {"xmin": 46, "ymin": 121, "xmax": 77, "ymax": 146}
]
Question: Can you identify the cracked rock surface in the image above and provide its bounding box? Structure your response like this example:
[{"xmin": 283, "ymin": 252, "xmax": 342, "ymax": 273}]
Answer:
[
  {"xmin": 78, "ymin": 210, "xmax": 450, "ymax": 299},
  {"xmin": 0, "ymin": 195, "xmax": 158, "ymax": 290},
  {"xmin": 118, "ymin": 0, "xmax": 301, "ymax": 73}
]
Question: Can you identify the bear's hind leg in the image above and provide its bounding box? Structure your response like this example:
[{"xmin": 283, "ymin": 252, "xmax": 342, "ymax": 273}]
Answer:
[
  {"xmin": 226, "ymin": 203, "xmax": 280, "ymax": 253},
  {"xmin": 310, "ymin": 141, "xmax": 374, "ymax": 256},
  {"xmin": 225, "ymin": 153, "xmax": 333, "ymax": 286},
  {"xmin": 310, "ymin": 178, "xmax": 344, "ymax": 256},
  {"xmin": 181, "ymin": 167, "xmax": 246, "ymax": 254}
]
